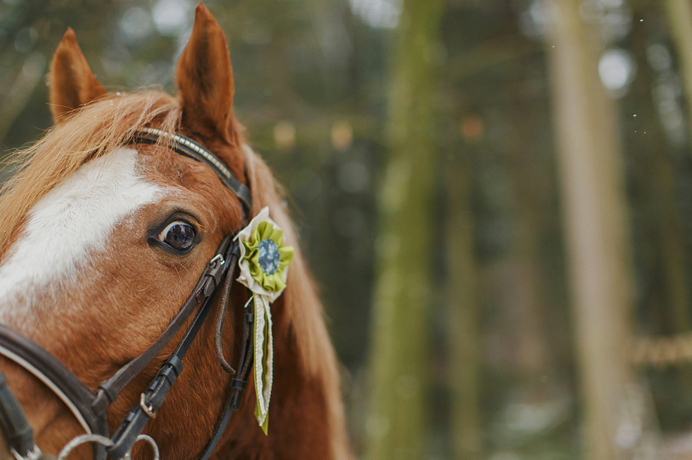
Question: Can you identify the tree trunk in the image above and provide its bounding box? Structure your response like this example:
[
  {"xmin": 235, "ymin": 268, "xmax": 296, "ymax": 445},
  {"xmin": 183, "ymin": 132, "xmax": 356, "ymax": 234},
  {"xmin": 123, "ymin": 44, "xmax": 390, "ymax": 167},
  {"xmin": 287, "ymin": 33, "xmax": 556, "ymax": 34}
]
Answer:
[
  {"xmin": 546, "ymin": 1, "xmax": 636, "ymax": 459},
  {"xmin": 365, "ymin": 0, "xmax": 444, "ymax": 458},
  {"xmin": 446, "ymin": 147, "xmax": 482, "ymax": 460}
]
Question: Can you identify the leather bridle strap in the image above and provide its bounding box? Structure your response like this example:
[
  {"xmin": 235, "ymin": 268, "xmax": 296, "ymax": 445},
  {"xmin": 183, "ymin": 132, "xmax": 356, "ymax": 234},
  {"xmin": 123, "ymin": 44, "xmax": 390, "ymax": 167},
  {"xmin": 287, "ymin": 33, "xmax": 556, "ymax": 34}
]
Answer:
[
  {"xmin": 0, "ymin": 234, "xmax": 244, "ymax": 460},
  {"xmin": 0, "ymin": 325, "xmax": 107, "ymax": 459},
  {"xmin": 0, "ymin": 234, "xmax": 238, "ymax": 460},
  {"xmin": 91, "ymin": 235, "xmax": 233, "ymax": 416},
  {"xmin": 0, "ymin": 326, "xmax": 107, "ymax": 437},
  {"xmin": 107, "ymin": 235, "xmax": 255, "ymax": 460},
  {"xmin": 199, "ymin": 306, "xmax": 254, "ymax": 460},
  {"xmin": 0, "ymin": 129, "xmax": 255, "ymax": 459},
  {"xmin": 107, "ymin": 239, "xmax": 246, "ymax": 458}
]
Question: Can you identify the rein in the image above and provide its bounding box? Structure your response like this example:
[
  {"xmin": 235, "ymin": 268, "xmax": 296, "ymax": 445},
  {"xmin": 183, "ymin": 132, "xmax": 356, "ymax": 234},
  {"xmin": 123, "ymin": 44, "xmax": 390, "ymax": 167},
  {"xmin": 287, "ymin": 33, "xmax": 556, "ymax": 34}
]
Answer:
[{"xmin": 0, "ymin": 129, "xmax": 255, "ymax": 459}]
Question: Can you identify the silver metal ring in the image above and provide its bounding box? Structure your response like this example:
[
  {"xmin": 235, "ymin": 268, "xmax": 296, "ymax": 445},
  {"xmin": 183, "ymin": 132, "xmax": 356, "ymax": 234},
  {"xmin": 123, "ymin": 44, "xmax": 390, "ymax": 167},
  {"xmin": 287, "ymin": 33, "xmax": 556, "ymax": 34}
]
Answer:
[
  {"xmin": 130, "ymin": 435, "xmax": 160, "ymax": 460},
  {"xmin": 139, "ymin": 393, "xmax": 156, "ymax": 418},
  {"xmin": 58, "ymin": 434, "xmax": 114, "ymax": 460}
]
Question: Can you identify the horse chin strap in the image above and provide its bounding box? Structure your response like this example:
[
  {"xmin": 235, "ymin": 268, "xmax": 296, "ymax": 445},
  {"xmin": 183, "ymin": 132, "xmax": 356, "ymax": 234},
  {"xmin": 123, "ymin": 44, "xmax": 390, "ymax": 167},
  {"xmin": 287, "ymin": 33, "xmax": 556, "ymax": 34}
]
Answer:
[{"xmin": 0, "ymin": 129, "xmax": 257, "ymax": 459}]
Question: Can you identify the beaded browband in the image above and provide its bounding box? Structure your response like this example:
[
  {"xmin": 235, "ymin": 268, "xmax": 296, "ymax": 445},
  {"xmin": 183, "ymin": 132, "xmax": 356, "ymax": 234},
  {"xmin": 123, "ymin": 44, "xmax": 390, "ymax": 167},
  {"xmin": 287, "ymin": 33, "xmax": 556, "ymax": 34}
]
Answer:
[{"xmin": 133, "ymin": 127, "xmax": 253, "ymax": 213}]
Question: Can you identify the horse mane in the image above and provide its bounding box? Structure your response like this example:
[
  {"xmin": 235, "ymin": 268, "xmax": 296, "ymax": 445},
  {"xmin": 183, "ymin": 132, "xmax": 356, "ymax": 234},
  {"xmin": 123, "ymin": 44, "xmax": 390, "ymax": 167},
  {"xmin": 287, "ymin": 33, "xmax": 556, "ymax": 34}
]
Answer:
[
  {"xmin": 0, "ymin": 90, "xmax": 181, "ymax": 256},
  {"xmin": 243, "ymin": 148, "xmax": 350, "ymax": 458}
]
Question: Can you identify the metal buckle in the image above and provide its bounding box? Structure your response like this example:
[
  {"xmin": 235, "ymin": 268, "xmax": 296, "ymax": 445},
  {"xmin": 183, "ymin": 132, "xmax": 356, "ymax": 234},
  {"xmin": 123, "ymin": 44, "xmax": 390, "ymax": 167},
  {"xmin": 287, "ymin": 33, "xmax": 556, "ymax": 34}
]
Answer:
[
  {"xmin": 126, "ymin": 435, "xmax": 159, "ymax": 460},
  {"xmin": 209, "ymin": 254, "xmax": 225, "ymax": 266},
  {"xmin": 58, "ymin": 434, "xmax": 113, "ymax": 460},
  {"xmin": 139, "ymin": 393, "xmax": 157, "ymax": 419}
]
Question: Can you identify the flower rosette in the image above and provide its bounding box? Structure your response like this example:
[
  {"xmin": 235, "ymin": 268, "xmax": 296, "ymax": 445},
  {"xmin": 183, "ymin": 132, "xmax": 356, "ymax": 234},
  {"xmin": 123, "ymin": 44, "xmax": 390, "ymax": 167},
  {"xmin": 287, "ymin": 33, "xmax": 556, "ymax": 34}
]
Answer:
[{"xmin": 235, "ymin": 206, "xmax": 294, "ymax": 434}]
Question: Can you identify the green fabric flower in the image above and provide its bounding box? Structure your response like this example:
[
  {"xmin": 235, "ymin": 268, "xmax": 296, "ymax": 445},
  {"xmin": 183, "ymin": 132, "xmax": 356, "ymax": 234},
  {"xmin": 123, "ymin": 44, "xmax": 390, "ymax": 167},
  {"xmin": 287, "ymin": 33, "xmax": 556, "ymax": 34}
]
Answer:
[{"xmin": 241, "ymin": 221, "xmax": 294, "ymax": 293}]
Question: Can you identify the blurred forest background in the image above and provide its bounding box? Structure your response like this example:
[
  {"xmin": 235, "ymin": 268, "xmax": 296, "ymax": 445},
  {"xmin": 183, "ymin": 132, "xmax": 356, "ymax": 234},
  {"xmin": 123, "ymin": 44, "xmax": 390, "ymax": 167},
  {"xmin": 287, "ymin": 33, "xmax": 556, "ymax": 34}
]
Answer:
[{"xmin": 3, "ymin": 0, "xmax": 692, "ymax": 459}]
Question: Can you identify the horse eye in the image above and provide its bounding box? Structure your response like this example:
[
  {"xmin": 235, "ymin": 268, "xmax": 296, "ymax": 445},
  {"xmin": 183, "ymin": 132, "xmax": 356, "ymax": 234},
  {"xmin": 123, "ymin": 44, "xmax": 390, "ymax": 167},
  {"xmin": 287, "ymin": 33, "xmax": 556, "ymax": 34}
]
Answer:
[{"xmin": 158, "ymin": 221, "xmax": 197, "ymax": 252}]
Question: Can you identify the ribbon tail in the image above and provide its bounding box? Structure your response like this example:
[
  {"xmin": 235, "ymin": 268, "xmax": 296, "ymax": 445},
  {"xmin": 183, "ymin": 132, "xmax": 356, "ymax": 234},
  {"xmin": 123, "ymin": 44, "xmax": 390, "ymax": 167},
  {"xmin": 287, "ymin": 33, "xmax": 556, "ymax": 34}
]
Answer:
[
  {"xmin": 253, "ymin": 294, "xmax": 267, "ymax": 426},
  {"xmin": 262, "ymin": 296, "xmax": 273, "ymax": 435},
  {"xmin": 252, "ymin": 294, "xmax": 273, "ymax": 435}
]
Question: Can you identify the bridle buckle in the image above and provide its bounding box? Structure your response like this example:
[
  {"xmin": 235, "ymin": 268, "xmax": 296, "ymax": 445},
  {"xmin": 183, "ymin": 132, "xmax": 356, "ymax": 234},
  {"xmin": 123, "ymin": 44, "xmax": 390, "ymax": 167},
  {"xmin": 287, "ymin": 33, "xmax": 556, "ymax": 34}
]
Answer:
[
  {"xmin": 209, "ymin": 254, "xmax": 225, "ymax": 266},
  {"xmin": 139, "ymin": 394, "xmax": 156, "ymax": 419}
]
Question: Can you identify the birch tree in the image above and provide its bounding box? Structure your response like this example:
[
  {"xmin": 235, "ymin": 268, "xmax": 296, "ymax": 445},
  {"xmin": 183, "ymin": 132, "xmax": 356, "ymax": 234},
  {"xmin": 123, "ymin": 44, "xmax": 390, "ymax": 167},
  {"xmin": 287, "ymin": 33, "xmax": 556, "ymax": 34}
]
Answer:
[{"xmin": 546, "ymin": 1, "xmax": 636, "ymax": 459}]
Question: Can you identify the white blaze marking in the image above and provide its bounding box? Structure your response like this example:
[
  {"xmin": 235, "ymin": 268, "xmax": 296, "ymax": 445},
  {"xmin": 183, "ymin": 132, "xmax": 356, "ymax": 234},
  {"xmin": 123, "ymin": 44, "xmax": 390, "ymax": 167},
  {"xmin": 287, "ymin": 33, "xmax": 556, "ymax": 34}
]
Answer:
[{"xmin": 0, "ymin": 148, "xmax": 162, "ymax": 313}]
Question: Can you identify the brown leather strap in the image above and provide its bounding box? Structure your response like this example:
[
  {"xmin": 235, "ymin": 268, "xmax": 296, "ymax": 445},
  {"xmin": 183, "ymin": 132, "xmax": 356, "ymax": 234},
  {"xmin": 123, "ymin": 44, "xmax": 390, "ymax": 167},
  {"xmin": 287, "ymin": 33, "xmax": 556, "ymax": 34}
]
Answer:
[
  {"xmin": 199, "ymin": 300, "xmax": 255, "ymax": 460},
  {"xmin": 214, "ymin": 251, "xmax": 238, "ymax": 375},
  {"xmin": 92, "ymin": 235, "xmax": 233, "ymax": 415},
  {"xmin": 108, "ymin": 241, "xmax": 241, "ymax": 458},
  {"xmin": 0, "ymin": 326, "xmax": 106, "ymax": 437},
  {"xmin": 0, "ymin": 235, "xmax": 233, "ymax": 448}
]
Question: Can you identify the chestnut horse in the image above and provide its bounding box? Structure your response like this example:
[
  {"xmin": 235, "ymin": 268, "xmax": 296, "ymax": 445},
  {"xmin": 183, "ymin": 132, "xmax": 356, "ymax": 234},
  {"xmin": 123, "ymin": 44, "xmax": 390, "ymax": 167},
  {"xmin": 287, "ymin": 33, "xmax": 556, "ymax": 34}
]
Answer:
[{"xmin": 0, "ymin": 4, "xmax": 351, "ymax": 459}]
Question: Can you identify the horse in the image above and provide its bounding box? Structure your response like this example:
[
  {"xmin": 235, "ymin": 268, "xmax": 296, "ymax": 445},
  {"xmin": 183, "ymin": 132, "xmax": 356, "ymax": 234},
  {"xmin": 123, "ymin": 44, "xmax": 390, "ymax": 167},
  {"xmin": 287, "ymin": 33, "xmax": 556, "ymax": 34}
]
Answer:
[{"xmin": 0, "ymin": 4, "xmax": 352, "ymax": 459}]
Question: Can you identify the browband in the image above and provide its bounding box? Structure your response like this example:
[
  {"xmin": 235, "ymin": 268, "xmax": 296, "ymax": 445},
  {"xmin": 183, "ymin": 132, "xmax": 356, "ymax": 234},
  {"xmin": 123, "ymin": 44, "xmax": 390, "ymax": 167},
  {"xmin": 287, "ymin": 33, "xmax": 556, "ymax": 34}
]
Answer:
[{"xmin": 132, "ymin": 127, "xmax": 253, "ymax": 214}]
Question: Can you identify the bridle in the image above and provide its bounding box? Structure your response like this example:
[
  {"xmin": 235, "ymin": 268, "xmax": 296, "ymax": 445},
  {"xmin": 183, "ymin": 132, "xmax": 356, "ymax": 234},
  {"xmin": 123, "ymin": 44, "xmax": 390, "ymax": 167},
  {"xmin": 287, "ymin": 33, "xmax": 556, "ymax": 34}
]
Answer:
[{"xmin": 0, "ymin": 128, "xmax": 257, "ymax": 459}]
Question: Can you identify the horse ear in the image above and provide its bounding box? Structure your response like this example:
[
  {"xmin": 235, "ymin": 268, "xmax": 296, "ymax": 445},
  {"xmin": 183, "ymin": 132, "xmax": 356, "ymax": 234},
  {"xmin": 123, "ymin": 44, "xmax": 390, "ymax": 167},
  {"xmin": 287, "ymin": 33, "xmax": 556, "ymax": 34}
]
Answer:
[
  {"xmin": 176, "ymin": 4, "xmax": 236, "ymax": 144},
  {"xmin": 48, "ymin": 28, "xmax": 107, "ymax": 123}
]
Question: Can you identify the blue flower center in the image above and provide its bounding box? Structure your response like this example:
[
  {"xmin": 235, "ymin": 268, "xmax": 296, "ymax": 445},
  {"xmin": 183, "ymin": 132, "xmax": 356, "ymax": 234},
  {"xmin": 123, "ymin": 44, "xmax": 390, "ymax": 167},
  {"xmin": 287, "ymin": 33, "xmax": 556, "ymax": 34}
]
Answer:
[{"xmin": 258, "ymin": 239, "xmax": 280, "ymax": 275}]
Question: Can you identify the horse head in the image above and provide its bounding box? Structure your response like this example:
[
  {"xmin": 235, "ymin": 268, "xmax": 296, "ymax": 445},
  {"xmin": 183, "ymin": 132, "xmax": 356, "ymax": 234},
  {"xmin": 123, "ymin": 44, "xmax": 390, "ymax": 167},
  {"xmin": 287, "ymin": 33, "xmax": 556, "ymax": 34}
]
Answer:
[{"xmin": 0, "ymin": 4, "xmax": 350, "ymax": 459}]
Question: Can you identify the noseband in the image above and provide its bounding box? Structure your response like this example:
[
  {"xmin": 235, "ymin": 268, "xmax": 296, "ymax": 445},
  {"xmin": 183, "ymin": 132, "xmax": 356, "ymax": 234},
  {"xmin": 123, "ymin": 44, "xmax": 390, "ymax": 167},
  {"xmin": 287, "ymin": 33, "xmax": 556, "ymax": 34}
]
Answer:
[{"xmin": 0, "ymin": 129, "xmax": 255, "ymax": 460}]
